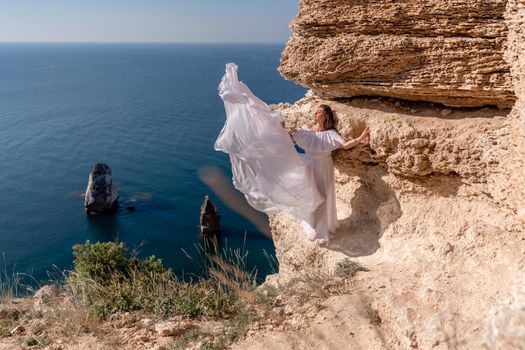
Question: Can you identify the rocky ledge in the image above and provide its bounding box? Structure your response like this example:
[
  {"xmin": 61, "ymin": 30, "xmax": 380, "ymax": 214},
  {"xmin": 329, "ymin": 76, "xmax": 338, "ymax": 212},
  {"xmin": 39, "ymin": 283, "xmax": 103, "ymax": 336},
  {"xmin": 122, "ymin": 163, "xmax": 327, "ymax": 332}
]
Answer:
[{"xmin": 279, "ymin": 0, "xmax": 517, "ymax": 107}]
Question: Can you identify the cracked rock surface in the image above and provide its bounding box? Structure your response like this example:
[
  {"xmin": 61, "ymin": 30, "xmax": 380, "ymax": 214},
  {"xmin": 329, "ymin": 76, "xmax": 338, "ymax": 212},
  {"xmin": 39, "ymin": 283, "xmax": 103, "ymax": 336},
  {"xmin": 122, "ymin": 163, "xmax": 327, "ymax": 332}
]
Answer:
[{"xmin": 279, "ymin": 0, "xmax": 517, "ymax": 107}]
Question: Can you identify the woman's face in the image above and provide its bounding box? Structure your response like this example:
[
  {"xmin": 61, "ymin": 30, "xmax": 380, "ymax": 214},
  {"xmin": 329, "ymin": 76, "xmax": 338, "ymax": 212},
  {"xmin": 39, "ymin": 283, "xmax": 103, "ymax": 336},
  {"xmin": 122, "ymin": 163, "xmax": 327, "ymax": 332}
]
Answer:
[{"xmin": 313, "ymin": 107, "xmax": 326, "ymax": 124}]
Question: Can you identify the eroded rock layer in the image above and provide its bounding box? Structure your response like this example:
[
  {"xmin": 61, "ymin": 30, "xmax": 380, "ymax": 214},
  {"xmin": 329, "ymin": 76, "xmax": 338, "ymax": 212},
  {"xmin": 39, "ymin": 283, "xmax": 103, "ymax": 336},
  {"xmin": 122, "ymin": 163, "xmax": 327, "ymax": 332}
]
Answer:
[{"xmin": 279, "ymin": 0, "xmax": 516, "ymax": 107}]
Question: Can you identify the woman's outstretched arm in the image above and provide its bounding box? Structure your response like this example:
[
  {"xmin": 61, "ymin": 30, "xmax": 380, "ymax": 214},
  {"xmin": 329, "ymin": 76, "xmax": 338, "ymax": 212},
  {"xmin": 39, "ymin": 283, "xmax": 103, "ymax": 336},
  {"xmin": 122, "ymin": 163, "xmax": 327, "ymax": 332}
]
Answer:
[{"xmin": 341, "ymin": 126, "xmax": 370, "ymax": 150}]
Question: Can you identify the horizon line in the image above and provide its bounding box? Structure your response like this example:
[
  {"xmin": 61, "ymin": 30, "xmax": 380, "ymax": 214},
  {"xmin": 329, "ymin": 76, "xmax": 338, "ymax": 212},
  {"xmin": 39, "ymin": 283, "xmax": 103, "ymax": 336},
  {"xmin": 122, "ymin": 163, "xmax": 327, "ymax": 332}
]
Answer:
[{"xmin": 0, "ymin": 40, "xmax": 288, "ymax": 45}]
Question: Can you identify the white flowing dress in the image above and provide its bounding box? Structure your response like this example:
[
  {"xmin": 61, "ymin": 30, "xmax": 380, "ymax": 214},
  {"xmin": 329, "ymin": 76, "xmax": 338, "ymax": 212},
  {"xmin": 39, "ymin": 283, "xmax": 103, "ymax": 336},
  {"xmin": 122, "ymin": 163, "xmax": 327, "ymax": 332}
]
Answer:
[
  {"xmin": 215, "ymin": 63, "xmax": 343, "ymax": 240},
  {"xmin": 292, "ymin": 126, "xmax": 344, "ymax": 239}
]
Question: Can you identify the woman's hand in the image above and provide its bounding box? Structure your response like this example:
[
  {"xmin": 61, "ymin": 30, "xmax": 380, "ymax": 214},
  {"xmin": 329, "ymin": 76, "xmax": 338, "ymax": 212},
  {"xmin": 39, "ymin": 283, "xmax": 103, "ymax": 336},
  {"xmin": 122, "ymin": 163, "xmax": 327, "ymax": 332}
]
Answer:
[
  {"xmin": 341, "ymin": 125, "xmax": 371, "ymax": 150},
  {"xmin": 359, "ymin": 126, "xmax": 370, "ymax": 143}
]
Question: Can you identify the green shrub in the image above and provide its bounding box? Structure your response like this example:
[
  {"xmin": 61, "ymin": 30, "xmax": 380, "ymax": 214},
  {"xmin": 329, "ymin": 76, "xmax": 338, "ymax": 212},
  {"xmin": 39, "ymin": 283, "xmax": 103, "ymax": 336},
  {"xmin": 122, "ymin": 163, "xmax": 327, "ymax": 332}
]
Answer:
[
  {"xmin": 72, "ymin": 241, "xmax": 127, "ymax": 280},
  {"xmin": 71, "ymin": 241, "xmax": 166, "ymax": 285},
  {"xmin": 66, "ymin": 241, "xmax": 246, "ymax": 320}
]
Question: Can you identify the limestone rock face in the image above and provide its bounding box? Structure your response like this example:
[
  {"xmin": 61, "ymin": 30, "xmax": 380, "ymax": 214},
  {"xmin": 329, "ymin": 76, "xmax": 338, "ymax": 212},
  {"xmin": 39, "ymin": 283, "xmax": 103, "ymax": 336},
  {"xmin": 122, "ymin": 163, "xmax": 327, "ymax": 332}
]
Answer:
[
  {"xmin": 279, "ymin": 0, "xmax": 516, "ymax": 107},
  {"xmin": 84, "ymin": 163, "xmax": 119, "ymax": 215},
  {"xmin": 482, "ymin": 4, "xmax": 525, "ymax": 348},
  {"xmin": 264, "ymin": 94, "xmax": 525, "ymax": 350},
  {"xmin": 231, "ymin": 0, "xmax": 525, "ymax": 348},
  {"xmin": 239, "ymin": 1, "xmax": 525, "ymax": 349},
  {"xmin": 504, "ymin": 0, "xmax": 525, "ymax": 219}
]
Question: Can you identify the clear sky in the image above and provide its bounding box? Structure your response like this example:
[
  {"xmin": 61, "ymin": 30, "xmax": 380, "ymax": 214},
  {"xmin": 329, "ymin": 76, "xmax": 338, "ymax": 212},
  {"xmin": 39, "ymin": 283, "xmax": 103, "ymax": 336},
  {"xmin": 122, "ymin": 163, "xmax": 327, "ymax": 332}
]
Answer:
[{"xmin": 0, "ymin": 0, "xmax": 299, "ymax": 43}]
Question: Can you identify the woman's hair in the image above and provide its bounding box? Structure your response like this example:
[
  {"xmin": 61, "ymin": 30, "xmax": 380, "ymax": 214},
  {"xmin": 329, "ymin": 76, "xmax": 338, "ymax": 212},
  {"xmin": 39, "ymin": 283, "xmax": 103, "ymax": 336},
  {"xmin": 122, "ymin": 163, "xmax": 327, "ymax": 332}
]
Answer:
[{"xmin": 320, "ymin": 104, "xmax": 336, "ymax": 130}]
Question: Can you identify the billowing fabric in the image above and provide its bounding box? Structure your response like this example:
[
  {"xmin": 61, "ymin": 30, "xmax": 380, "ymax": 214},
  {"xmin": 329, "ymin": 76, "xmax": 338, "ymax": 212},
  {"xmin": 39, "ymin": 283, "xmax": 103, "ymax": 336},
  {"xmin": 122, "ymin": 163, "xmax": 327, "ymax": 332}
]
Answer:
[{"xmin": 215, "ymin": 63, "xmax": 343, "ymax": 240}]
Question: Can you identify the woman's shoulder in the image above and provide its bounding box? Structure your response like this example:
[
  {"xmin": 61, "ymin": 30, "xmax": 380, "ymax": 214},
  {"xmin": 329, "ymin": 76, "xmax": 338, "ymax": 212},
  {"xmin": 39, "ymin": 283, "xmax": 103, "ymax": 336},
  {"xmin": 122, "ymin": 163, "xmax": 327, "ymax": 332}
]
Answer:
[
  {"xmin": 316, "ymin": 128, "xmax": 344, "ymax": 145},
  {"xmin": 302, "ymin": 123, "xmax": 315, "ymax": 131},
  {"xmin": 326, "ymin": 128, "xmax": 343, "ymax": 138},
  {"xmin": 298, "ymin": 124, "xmax": 341, "ymax": 138},
  {"xmin": 325, "ymin": 128, "xmax": 341, "ymax": 135}
]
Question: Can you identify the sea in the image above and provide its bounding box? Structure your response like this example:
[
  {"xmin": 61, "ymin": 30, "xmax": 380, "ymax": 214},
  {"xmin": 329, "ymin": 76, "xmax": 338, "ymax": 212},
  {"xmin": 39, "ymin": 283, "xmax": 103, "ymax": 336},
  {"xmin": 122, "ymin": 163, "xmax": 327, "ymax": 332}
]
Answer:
[{"xmin": 0, "ymin": 43, "xmax": 307, "ymax": 286}]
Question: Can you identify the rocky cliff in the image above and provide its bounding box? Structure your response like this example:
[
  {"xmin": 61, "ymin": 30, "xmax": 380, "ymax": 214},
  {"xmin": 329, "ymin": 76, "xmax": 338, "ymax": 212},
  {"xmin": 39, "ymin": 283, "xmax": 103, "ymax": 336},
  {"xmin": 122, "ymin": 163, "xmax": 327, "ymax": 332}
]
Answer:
[
  {"xmin": 246, "ymin": 1, "xmax": 525, "ymax": 349},
  {"xmin": 279, "ymin": 0, "xmax": 517, "ymax": 108}
]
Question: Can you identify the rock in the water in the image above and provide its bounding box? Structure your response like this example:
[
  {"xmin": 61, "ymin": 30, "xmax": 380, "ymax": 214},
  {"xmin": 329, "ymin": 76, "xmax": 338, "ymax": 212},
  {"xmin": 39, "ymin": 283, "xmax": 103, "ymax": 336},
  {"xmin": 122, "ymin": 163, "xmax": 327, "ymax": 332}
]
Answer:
[
  {"xmin": 84, "ymin": 163, "xmax": 119, "ymax": 215},
  {"xmin": 199, "ymin": 195, "xmax": 221, "ymax": 238}
]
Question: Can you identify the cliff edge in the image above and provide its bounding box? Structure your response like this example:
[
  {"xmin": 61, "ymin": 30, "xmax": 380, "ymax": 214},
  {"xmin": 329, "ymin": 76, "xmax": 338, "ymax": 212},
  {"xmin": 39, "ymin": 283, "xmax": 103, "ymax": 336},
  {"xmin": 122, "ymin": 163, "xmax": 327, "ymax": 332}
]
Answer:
[{"xmin": 236, "ymin": 1, "xmax": 525, "ymax": 349}]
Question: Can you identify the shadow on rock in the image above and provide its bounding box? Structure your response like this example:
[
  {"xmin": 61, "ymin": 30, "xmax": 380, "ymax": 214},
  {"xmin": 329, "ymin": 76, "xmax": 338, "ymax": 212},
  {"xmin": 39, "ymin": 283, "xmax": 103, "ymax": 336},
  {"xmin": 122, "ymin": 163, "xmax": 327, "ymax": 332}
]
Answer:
[
  {"xmin": 328, "ymin": 167, "xmax": 402, "ymax": 257},
  {"xmin": 337, "ymin": 96, "xmax": 511, "ymax": 120}
]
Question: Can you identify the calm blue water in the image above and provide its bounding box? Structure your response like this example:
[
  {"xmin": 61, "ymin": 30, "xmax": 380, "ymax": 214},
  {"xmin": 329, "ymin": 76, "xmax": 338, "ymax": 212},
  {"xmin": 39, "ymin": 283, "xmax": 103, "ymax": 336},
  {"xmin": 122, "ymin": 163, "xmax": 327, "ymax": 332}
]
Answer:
[{"xmin": 0, "ymin": 43, "xmax": 306, "ymax": 285}]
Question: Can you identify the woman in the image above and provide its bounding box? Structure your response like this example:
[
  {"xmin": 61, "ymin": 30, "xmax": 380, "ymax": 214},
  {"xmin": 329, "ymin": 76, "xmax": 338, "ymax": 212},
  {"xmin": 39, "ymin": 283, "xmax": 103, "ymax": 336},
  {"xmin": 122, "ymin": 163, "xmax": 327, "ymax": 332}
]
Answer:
[
  {"xmin": 215, "ymin": 63, "xmax": 369, "ymax": 242},
  {"xmin": 292, "ymin": 105, "xmax": 369, "ymax": 241}
]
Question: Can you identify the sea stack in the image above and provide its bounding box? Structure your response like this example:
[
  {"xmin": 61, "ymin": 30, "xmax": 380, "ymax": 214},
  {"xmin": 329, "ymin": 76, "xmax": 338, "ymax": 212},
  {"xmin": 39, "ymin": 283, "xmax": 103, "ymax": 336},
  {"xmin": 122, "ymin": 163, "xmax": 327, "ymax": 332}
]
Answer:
[
  {"xmin": 199, "ymin": 195, "xmax": 221, "ymax": 240},
  {"xmin": 84, "ymin": 163, "xmax": 119, "ymax": 215}
]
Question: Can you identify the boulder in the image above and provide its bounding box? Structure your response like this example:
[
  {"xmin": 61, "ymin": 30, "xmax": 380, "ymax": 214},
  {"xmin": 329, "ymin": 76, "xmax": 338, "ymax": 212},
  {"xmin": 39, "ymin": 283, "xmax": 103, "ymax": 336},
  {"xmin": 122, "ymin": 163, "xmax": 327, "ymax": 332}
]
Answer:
[
  {"xmin": 33, "ymin": 284, "xmax": 61, "ymax": 310},
  {"xmin": 84, "ymin": 163, "xmax": 119, "ymax": 215}
]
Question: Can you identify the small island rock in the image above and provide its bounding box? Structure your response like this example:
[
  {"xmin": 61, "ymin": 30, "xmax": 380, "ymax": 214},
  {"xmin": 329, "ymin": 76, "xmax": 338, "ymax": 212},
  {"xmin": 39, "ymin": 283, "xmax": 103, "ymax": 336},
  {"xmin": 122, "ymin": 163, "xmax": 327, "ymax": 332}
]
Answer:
[
  {"xmin": 199, "ymin": 195, "xmax": 221, "ymax": 239},
  {"xmin": 84, "ymin": 163, "xmax": 119, "ymax": 215}
]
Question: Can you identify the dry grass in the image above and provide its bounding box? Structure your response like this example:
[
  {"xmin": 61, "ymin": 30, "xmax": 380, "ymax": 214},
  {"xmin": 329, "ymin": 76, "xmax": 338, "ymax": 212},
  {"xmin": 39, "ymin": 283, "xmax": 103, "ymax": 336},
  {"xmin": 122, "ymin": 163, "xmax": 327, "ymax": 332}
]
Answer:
[
  {"xmin": 28, "ymin": 306, "xmax": 102, "ymax": 346},
  {"xmin": 335, "ymin": 258, "xmax": 368, "ymax": 278},
  {"xmin": 58, "ymin": 240, "xmax": 267, "ymax": 349},
  {"xmin": 66, "ymin": 266, "xmax": 242, "ymax": 320},
  {"xmin": 0, "ymin": 254, "xmax": 33, "ymax": 303},
  {"xmin": 168, "ymin": 312, "xmax": 255, "ymax": 350},
  {"xmin": 0, "ymin": 241, "xmax": 375, "ymax": 350},
  {"xmin": 0, "ymin": 239, "xmax": 271, "ymax": 349}
]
